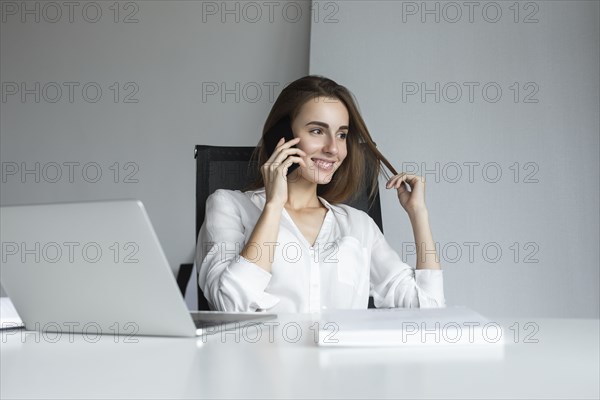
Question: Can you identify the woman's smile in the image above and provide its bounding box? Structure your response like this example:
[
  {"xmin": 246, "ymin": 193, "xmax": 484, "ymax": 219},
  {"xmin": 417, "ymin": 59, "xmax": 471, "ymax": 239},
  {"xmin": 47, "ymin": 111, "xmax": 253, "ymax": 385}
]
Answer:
[{"xmin": 311, "ymin": 158, "xmax": 336, "ymax": 171}]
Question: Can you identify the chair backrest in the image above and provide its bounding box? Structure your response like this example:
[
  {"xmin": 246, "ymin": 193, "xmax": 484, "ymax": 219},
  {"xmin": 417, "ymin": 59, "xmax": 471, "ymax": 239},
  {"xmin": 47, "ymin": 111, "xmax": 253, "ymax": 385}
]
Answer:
[{"xmin": 194, "ymin": 144, "xmax": 383, "ymax": 310}]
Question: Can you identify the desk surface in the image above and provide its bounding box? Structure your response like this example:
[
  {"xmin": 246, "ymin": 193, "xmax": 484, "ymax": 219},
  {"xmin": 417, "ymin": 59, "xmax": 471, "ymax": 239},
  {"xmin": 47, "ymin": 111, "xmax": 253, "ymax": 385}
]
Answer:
[{"xmin": 1, "ymin": 315, "xmax": 598, "ymax": 399}]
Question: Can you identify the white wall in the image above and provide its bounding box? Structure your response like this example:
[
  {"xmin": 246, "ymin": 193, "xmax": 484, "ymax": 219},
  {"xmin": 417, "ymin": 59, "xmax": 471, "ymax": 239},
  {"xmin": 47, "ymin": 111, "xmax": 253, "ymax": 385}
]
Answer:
[
  {"xmin": 309, "ymin": 0, "xmax": 599, "ymax": 318},
  {"xmin": 0, "ymin": 0, "xmax": 312, "ymax": 307}
]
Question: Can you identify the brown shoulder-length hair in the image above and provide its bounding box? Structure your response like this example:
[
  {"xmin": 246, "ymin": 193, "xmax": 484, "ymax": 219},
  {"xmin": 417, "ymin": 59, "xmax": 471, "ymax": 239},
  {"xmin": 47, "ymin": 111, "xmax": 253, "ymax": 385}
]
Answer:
[{"xmin": 246, "ymin": 75, "xmax": 398, "ymax": 205}]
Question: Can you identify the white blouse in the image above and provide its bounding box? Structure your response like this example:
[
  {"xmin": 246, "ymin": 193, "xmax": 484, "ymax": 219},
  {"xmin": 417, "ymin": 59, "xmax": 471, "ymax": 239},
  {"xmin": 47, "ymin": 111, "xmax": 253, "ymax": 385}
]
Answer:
[{"xmin": 196, "ymin": 187, "xmax": 446, "ymax": 313}]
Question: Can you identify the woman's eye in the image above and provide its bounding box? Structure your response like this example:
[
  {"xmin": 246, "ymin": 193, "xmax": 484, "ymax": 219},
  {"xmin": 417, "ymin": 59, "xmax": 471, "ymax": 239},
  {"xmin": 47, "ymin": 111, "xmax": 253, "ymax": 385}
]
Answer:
[{"xmin": 310, "ymin": 129, "xmax": 347, "ymax": 139}]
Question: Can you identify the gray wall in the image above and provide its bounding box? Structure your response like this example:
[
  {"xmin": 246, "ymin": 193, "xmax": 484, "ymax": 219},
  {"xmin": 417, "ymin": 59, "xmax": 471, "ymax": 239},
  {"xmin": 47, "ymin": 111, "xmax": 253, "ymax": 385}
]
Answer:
[
  {"xmin": 2, "ymin": 1, "xmax": 598, "ymax": 318},
  {"xmin": 0, "ymin": 1, "xmax": 311, "ymax": 307},
  {"xmin": 310, "ymin": 0, "xmax": 599, "ymax": 318}
]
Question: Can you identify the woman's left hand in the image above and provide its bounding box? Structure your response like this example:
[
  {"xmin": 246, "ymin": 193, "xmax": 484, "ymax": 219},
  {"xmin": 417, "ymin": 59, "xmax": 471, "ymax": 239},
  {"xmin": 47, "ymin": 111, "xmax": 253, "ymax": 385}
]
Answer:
[{"xmin": 386, "ymin": 173, "xmax": 428, "ymax": 215}]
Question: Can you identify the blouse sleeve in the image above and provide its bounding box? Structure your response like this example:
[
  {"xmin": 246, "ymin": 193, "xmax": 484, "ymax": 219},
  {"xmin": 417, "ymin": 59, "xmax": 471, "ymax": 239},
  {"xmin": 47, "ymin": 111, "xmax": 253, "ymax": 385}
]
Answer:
[
  {"xmin": 367, "ymin": 217, "xmax": 446, "ymax": 308},
  {"xmin": 196, "ymin": 190, "xmax": 280, "ymax": 312}
]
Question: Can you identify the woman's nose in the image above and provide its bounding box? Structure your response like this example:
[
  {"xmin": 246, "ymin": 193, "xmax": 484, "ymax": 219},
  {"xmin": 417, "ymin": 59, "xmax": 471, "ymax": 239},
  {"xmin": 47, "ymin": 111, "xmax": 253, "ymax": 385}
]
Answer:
[{"xmin": 324, "ymin": 136, "xmax": 339, "ymax": 155}]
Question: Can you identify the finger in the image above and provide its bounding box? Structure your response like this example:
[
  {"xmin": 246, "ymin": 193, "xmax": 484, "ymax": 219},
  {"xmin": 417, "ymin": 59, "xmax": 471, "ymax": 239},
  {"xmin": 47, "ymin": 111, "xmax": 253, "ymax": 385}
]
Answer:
[
  {"xmin": 272, "ymin": 146, "xmax": 307, "ymax": 165},
  {"xmin": 280, "ymin": 156, "xmax": 307, "ymax": 171},
  {"xmin": 393, "ymin": 178, "xmax": 412, "ymax": 194},
  {"xmin": 386, "ymin": 173, "xmax": 407, "ymax": 188},
  {"xmin": 394, "ymin": 179, "xmax": 411, "ymax": 192},
  {"xmin": 388, "ymin": 174, "xmax": 424, "ymax": 189},
  {"xmin": 275, "ymin": 137, "xmax": 301, "ymax": 152},
  {"xmin": 403, "ymin": 174, "xmax": 425, "ymax": 185},
  {"xmin": 265, "ymin": 137, "xmax": 301, "ymax": 163},
  {"xmin": 396, "ymin": 181, "xmax": 410, "ymax": 195},
  {"xmin": 270, "ymin": 156, "xmax": 306, "ymax": 177},
  {"xmin": 264, "ymin": 155, "xmax": 306, "ymax": 173},
  {"xmin": 272, "ymin": 138, "xmax": 300, "ymax": 156},
  {"xmin": 278, "ymin": 144, "xmax": 306, "ymax": 157}
]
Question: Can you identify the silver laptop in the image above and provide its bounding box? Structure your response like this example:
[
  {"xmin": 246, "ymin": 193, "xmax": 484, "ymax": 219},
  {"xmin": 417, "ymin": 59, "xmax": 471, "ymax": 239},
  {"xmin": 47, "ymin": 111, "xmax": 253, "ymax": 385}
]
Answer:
[{"xmin": 0, "ymin": 200, "xmax": 275, "ymax": 337}]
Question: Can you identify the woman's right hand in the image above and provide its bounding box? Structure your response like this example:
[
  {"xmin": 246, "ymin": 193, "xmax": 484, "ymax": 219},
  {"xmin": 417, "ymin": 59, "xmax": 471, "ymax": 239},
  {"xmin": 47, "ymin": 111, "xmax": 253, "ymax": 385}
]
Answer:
[{"xmin": 261, "ymin": 137, "xmax": 307, "ymax": 207}]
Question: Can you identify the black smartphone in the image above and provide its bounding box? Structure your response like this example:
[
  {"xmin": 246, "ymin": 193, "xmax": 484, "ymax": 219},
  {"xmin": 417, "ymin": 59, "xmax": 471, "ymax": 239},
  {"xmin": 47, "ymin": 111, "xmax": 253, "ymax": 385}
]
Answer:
[{"xmin": 263, "ymin": 115, "xmax": 300, "ymax": 176}]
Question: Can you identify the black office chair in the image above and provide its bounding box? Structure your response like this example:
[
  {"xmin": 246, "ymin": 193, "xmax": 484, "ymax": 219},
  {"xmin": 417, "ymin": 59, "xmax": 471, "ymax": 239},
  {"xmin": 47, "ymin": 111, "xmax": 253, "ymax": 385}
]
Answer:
[{"xmin": 177, "ymin": 144, "xmax": 384, "ymax": 310}]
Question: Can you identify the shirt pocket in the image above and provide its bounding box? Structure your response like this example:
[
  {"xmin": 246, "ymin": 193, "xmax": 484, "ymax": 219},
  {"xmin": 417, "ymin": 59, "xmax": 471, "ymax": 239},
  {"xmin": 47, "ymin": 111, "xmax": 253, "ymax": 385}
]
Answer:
[{"xmin": 335, "ymin": 236, "xmax": 367, "ymax": 287}]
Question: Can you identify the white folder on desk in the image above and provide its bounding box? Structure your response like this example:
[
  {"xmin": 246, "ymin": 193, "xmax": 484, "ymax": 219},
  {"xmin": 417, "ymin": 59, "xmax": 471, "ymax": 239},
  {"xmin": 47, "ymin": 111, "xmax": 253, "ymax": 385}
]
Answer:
[{"xmin": 318, "ymin": 306, "xmax": 504, "ymax": 347}]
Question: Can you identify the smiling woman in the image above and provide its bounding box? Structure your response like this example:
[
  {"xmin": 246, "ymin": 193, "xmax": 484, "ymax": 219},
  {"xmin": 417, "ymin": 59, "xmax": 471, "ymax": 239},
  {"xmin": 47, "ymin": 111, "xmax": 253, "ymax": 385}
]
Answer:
[{"xmin": 196, "ymin": 75, "xmax": 445, "ymax": 313}]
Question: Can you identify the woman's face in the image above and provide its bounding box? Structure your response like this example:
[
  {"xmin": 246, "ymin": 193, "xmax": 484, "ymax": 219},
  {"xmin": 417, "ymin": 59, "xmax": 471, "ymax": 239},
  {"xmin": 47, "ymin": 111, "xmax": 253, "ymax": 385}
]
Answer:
[{"xmin": 290, "ymin": 96, "xmax": 349, "ymax": 185}]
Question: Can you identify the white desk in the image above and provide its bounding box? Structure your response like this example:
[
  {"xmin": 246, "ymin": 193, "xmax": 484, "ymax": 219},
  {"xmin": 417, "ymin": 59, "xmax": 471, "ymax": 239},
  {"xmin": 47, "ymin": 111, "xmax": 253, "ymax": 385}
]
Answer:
[{"xmin": 1, "ymin": 315, "xmax": 598, "ymax": 399}]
